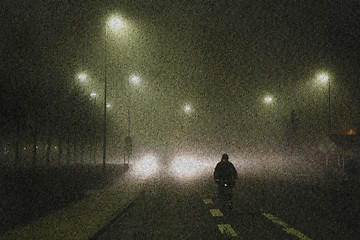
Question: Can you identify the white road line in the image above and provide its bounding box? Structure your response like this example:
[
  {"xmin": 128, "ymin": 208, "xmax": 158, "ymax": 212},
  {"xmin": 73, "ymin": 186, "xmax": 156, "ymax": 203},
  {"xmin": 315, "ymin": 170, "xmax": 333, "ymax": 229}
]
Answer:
[
  {"xmin": 263, "ymin": 213, "xmax": 312, "ymax": 240},
  {"xmin": 203, "ymin": 198, "xmax": 214, "ymax": 205},
  {"xmin": 210, "ymin": 209, "xmax": 224, "ymax": 217},
  {"xmin": 218, "ymin": 224, "xmax": 238, "ymax": 237}
]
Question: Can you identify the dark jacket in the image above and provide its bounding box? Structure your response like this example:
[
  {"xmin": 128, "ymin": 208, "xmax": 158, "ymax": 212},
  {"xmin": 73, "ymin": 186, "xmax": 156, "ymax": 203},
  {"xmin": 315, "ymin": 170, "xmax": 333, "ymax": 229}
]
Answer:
[{"xmin": 214, "ymin": 160, "xmax": 238, "ymax": 181}]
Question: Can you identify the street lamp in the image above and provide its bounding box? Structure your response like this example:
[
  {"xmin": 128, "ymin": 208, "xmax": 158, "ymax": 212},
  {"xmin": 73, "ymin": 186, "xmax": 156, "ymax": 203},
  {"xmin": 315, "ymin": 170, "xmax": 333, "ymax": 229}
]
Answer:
[
  {"xmin": 103, "ymin": 14, "xmax": 123, "ymax": 169},
  {"xmin": 264, "ymin": 96, "xmax": 273, "ymax": 104},
  {"xmin": 129, "ymin": 74, "xmax": 140, "ymax": 86},
  {"xmin": 77, "ymin": 72, "xmax": 88, "ymax": 83},
  {"xmin": 108, "ymin": 16, "xmax": 123, "ymax": 31},
  {"xmin": 316, "ymin": 72, "xmax": 331, "ymax": 133},
  {"xmin": 128, "ymin": 74, "xmax": 140, "ymax": 136},
  {"xmin": 177, "ymin": 103, "xmax": 194, "ymax": 149},
  {"xmin": 184, "ymin": 104, "xmax": 192, "ymax": 114},
  {"xmin": 124, "ymin": 74, "xmax": 140, "ymax": 164},
  {"xmin": 90, "ymin": 92, "xmax": 97, "ymax": 98}
]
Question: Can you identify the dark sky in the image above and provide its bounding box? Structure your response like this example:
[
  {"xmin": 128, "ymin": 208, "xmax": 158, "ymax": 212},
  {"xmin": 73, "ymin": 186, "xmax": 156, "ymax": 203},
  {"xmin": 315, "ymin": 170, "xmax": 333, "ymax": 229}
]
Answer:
[{"xmin": 2, "ymin": 0, "xmax": 360, "ymax": 154}]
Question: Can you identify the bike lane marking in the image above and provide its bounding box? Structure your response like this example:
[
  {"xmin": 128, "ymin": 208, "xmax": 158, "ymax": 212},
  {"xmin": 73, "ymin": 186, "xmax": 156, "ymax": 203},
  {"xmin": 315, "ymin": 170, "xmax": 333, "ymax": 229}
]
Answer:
[
  {"xmin": 263, "ymin": 212, "xmax": 312, "ymax": 240},
  {"xmin": 203, "ymin": 198, "xmax": 214, "ymax": 204},
  {"xmin": 203, "ymin": 199, "xmax": 239, "ymax": 238},
  {"xmin": 217, "ymin": 224, "xmax": 238, "ymax": 237},
  {"xmin": 209, "ymin": 209, "xmax": 224, "ymax": 217}
]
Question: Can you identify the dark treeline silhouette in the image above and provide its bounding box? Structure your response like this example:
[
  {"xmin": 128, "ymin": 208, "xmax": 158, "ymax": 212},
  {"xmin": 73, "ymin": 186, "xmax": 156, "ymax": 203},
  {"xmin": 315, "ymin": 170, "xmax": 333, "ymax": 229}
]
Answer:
[{"xmin": 1, "ymin": 21, "xmax": 107, "ymax": 168}]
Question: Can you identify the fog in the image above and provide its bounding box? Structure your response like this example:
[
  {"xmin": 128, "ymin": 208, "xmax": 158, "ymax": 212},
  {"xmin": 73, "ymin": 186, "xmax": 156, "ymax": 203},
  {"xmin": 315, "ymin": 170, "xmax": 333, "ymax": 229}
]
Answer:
[{"xmin": 1, "ymin": 0, "xmax": 359, "ymax": 172}]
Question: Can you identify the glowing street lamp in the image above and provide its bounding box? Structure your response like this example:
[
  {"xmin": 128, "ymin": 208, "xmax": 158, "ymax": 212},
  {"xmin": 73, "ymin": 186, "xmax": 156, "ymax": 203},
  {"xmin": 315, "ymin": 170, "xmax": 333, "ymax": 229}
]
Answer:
[
  {"xmin": 77, "ymin": 72, "xmax": 88, "ymax": 82},
  {"xmin": 316, "ymin": 72, "xmax": 329, "ymax": 84},
  {"xmin": 108, "ymin": 15, "xmax": 123, "ymax": 33},
  {"xmin": 129, "ymin": 74, "xmax": 140, "ymax": 85},
  {"xmin": 184, "ymin": 104, "xmax": 192, "ymax": 114},
  {"xmin": 264, "ymin": 96, "xmax": 273, "ymax": 104}
]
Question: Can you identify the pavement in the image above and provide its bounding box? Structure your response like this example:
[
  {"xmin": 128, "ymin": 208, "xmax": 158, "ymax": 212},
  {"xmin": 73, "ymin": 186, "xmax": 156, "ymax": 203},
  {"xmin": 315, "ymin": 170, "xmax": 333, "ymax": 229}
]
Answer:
[
  {"xmin": 0, "ymin": 174, "xmax": 145, "ymax": 240},
  {"xmin": 1, "ymin": 165, "xmax": 358, "ymax": 240}
]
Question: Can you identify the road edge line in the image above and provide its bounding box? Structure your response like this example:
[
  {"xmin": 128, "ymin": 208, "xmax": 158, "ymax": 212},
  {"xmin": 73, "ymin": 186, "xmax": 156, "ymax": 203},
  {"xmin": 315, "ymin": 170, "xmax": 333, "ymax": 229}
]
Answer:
[{"xmin": 87, "ymin": 189, "xmax": 145, "ymax": 240}]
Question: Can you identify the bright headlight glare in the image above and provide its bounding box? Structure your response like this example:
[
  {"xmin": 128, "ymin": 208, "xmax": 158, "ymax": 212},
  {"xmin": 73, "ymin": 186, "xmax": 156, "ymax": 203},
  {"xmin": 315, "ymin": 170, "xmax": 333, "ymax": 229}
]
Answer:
[{"xmin": 132, "ymin": 155, "xmax": 158, "ymax": 179}]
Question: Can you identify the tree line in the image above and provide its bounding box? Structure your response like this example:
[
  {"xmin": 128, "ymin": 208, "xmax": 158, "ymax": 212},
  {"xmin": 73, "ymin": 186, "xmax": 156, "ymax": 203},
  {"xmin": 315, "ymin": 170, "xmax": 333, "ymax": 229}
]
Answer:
[{"xmin": 1, "ymin": 24, "xmax": 108, "ymax": 168}]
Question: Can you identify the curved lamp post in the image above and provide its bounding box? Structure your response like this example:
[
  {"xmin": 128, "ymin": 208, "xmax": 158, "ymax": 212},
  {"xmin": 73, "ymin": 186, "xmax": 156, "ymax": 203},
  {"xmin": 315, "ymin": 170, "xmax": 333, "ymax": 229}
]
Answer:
[
  {"xmin": 103, "ymin": 15, "xmax": 123, "ymax": 169},
  {"xmin": 316, "ymin": 72, "xmax": 331, "ymax": 134},
  {"xmin": 124, "ymin": 74, "xmax": 140, "ymax": 164}
]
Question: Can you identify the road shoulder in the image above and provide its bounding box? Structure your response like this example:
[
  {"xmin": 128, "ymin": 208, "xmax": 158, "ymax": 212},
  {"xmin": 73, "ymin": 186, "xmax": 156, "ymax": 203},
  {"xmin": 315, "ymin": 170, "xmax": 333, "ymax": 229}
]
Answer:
[{"xmin": 1, "ymin": 175, "xmax": 144, "ymax": 240}]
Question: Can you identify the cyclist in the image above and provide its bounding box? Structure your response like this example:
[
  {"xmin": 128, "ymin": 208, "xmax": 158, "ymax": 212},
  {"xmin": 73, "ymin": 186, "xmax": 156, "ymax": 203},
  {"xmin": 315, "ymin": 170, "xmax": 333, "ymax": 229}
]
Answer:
[{"xmin": 214, "ymin": 154, "xmax": 238, "ymax": 207}]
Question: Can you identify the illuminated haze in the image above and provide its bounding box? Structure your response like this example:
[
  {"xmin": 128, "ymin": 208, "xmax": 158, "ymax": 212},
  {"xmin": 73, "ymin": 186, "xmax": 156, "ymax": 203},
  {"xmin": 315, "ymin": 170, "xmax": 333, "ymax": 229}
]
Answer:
[{"xmin": 2, "ymin": 0, "xmax": 359, "ymax": 173}]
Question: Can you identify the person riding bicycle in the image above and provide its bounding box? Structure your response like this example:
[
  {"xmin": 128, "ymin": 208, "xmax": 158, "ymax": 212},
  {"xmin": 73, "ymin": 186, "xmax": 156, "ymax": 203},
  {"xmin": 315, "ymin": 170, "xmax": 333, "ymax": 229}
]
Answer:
[{"xmin": 214, "ymin": 154, "xmax": 238, "ymax": 206}]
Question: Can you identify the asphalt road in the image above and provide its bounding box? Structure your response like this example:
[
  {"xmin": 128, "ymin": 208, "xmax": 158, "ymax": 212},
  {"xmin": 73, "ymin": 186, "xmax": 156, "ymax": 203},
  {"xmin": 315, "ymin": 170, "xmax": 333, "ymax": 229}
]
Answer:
[{"xmin": 94, "ymin": 174, "xmax": 359, "ymax": 240}]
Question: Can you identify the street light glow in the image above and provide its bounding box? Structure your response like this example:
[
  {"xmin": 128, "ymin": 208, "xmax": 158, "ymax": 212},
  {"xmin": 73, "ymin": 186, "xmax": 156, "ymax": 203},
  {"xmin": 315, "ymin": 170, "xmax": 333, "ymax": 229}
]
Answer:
[
  {"xmin": 264, "ymin": 96, "xmax": 273, "ymax": 104},
  {"xmin": 77, "ymin": 73, "xmax": 87, "ymax": 82},
  {"xmin": 317, "ymin": 72, "xmax": 329, "ymax": 84},
  {"xmin": 184, "ymin": 104, "xmax": 192, "ymax": 113},
  {"xmin": 130, "ymin": 75, "xmax": 140, "ymax": 85},
  {"xmin": 107, "ymin": 15, "xmax": 123, "ymax": 31}
]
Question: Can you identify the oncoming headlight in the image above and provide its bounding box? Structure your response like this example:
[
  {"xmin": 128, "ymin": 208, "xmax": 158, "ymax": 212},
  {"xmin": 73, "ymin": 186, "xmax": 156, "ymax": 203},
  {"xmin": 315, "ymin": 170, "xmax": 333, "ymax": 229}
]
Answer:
[{"xmin": 131, "ymin": 154, "xmax": 158, "ymax": 179}]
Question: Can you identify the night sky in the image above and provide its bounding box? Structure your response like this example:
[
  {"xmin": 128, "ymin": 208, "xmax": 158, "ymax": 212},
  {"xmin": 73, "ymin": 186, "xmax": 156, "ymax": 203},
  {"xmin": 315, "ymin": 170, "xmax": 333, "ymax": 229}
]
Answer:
[{"xmin": 2, "ymin": 0, "xmax": 360, "ymax": 157}]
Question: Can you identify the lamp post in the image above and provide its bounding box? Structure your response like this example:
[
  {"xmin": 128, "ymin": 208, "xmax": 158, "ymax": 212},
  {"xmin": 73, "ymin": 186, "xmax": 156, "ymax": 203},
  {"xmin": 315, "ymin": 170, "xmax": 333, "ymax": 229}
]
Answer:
[
  {"xmin": 179, "ymin": 104, "xmax": 193, "ymax": 149},
  {"xmin": 124, "ymin": 74, "xmax": 140, "ymax": 164},
  {"xmin": 316, "ymin": 72, "xmax": 331, "ymax": 134},
  {"xmin": 103, "ymin": 15, "xmax": 123, "ymax": 170},
  {"xmin": 128, "ymin": 75, "xmax": 140, "ymax": 136},
  {"xmin": 316, "ymin": 72, "xmax": 332, "ymax": 167}
]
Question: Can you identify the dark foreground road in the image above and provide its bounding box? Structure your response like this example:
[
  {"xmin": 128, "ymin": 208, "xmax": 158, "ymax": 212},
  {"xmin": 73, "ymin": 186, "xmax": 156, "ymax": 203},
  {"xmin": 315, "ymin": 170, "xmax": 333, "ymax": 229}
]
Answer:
[
  {"xmin": 0, "ymin": 165, "xmax": 129, "ymax": 236},
  {"xmin": 92, "ymin": 173, "xmax": 359, "ymax": 240}
]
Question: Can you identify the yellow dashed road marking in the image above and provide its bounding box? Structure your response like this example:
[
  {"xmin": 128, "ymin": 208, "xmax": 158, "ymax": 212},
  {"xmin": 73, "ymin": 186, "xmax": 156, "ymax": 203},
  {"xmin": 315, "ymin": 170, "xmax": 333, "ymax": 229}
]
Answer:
[
  {"xmin": 203, "ymin": 198, "xmax": 214, "ymax": 205},
  {"xmin": 263, "ymin": 213, "xmax": 312, "ymax": 240},
  {"xmin": 210, "ymin": 209, "xmax": 224, "ymax": 217},
  {"xmin": 218, "ymin": 224, "xmax": 238, "ymax": 237},
  {"xmin": 205, "ymin": 198, "xmax": 237, "ymax": 237}
]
